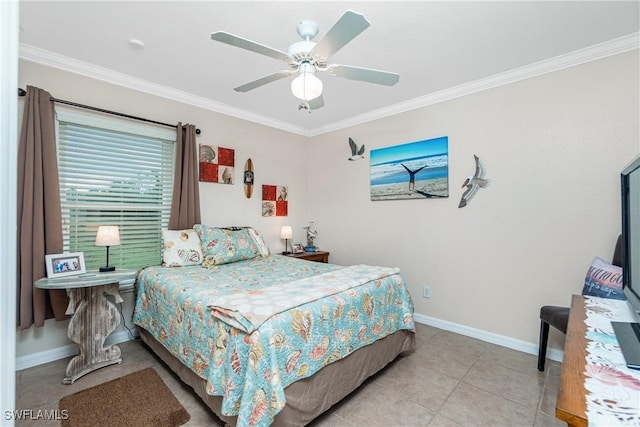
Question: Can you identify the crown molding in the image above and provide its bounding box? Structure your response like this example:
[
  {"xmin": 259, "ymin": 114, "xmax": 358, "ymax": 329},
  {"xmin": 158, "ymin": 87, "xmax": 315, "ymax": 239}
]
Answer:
[
  {"xmin": 308, "ymin": 32, "xmax": 640, "ymax": 136},
  {"xmin": 19, "ymin": 44, "xmax": 310, "ymax": 136},
  {"xmin": 20, "ymin": 32, "xmax": 639, "ymax": 138}
]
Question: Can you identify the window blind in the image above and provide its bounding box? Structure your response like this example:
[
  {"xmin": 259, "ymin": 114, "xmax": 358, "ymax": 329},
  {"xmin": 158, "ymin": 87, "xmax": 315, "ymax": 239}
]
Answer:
[{"xmin": 57, "ymin": 114, "xmax": 175, "ymax": 272}]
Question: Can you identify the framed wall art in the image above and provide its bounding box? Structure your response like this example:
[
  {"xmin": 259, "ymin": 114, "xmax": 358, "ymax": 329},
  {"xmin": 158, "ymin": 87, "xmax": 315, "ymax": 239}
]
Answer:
[
  {"xmin": 370, "ymin": 136, "xmax": 449, "ymax": 201},
  {"xmin": 262, "ymin": 184, "xmax": 288, "ymax": 216},
  {"xmin": 199, "ymin": 144, "xmax": 235, "ymax": 184},
  {"xmin": 45, "ymin": 252, "xmax": 87, "ymax": 278}
]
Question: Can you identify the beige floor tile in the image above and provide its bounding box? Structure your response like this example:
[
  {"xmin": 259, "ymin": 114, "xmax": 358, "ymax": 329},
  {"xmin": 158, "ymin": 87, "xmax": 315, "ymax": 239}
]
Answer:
[
  {"xmin": 462, "ymin": 359, "xmax": 544, "ymax": 408},
  {"xmin": 480, "ymin": 342, "xmax": 547, "ymax": 377},
  {"xmin": 15, "ymin": 324, "xmax": 565, "ymax": 427},
  {"xmin": 533, "ymin": 411, "xmax": 566, "ymax": 427},
  {"xmin": 334, "ymin": 379, "xmax": 435, "ymax": 426},
  {"xmin": 414, "ymin": 322, "xmax": 440, "ymax": 348},
  {"xmin": 376, "ymin": 353, "xmax": 459, "ymax": 412},
  {"xmin": 411, "ymin": 338, "xmax": 481, "ymax": 380},
  {"xmin": 428, "ymin": 330, "xmax": 489, "ymax": 356},
  {"xmin": 309, "ymin": 412, "xmax": 356, "ymax": 427},
  {"xmin": 427, "ymin": 413, "xmax": 462, "ymax": 427},
  {"xmin": 17, "ymin": 358, "xmax": 70, "ymax": 408},
  {"xmin": 544, "ymin": 362, "xmax": 562, "ymax": 388},
  {"xmin": 538, "ymin": 364, "xmax": 562, "ymax": 417},
  {"xmin": 438, "ymin": 382, "xmax": 537, "ymax": 426}
]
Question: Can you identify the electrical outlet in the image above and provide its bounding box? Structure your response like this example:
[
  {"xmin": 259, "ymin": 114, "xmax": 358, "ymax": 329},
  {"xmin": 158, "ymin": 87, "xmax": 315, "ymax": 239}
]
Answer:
[{"xmin": 422, "ymin": 286, "xmax": 431, "ymax": 298}]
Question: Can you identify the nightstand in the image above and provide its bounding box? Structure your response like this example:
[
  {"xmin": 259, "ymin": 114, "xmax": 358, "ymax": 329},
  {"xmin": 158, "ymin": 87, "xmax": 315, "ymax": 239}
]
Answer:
[
  {"xmin": 35, "ymin": 269, "xmax": 137, "ymax": 384},
  {"xmin": 286, "ymin": 251, "xmax": 330, "ymax": 263}
]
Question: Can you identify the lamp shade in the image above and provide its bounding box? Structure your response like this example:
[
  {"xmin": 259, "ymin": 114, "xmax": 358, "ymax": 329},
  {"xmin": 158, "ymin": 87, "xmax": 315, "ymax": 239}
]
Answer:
[
  {"xmin": 95, "ymin": 225, "xmax": 121, "ymax": 246},
  {"xmin": 280, "ymin": 226, "xmax": 293, "ymax": 240},
  {"xmin": 291, "ymin": 72, "xmax": 323, "ymax": 101}
]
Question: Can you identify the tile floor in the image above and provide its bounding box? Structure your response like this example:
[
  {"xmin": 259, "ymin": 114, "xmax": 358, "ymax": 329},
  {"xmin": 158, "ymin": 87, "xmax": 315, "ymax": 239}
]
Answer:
[{"xmin": 15, "ymin": 323, "xmax": 566, "ymax": 427}]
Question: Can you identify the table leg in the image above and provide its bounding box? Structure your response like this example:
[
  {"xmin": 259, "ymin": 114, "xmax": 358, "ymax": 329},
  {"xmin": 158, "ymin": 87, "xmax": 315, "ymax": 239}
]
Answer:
[{"xmin": 63, "ymin": 282, "xmax": 124, "ymax": 384}]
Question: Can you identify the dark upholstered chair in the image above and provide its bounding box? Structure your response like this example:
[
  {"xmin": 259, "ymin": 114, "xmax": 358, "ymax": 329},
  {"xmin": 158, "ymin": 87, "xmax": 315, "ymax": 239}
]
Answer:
[{"xmin": 537, "ymin": 235, "xmax": 623, "ymax": 371}]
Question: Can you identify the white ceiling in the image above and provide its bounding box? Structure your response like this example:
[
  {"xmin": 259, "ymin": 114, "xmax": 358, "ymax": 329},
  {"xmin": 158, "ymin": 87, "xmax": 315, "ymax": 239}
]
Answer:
[{"xmin": 19, "ymin": 1, "xmax": 640, "ymax": 136}]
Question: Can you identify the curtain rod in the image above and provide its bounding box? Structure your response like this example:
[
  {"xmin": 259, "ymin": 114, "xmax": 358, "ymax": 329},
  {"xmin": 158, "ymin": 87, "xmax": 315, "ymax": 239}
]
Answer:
[{"xmin": 18, "ymin": 88, "xmax": 201, "ymax": 135}]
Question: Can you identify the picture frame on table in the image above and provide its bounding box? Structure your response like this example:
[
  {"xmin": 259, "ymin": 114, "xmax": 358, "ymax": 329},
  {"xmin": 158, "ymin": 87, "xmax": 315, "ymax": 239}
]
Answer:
[
  {"xmin": 45, "ymin": 252, "xmax": 86, "ymax": 278},
  {"xmin": 292, "ymin": 244, "xmax": 305, "ymax": 254}
]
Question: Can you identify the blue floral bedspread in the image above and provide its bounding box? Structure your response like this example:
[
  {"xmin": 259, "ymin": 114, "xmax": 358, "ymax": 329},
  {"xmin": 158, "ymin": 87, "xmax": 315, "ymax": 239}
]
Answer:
[{"xmin": 133, "ymin": 255, "xmax": 415, "ymax": 427}]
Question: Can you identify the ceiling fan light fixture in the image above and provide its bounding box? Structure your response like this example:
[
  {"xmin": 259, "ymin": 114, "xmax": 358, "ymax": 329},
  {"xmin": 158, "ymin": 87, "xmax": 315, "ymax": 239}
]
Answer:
[
  {"xmin": 291, "ymin": 72, "xmax": 323, "ymax": 101},
  {"xmin": 211, "ymin": 10, "xmax": 398, "ymax": 109}
]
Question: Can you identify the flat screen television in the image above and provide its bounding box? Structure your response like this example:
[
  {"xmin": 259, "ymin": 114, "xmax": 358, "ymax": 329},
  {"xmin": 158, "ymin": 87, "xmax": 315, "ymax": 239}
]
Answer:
[{"xmin": 612, "ymin": 153, "xmax": 640, "ymax": 370}]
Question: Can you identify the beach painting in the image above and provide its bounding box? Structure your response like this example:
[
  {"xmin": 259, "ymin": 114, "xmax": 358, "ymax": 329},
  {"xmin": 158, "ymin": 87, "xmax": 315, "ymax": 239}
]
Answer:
[{"xmin": 370, "ymin": 136, "xmax": 449, "ymax": 201}]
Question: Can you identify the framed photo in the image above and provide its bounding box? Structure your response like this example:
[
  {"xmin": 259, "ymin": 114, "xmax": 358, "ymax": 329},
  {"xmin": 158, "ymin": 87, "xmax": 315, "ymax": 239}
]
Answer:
[
  {"xmin": 292, "ymin": 243, "xmax": 304, "ymax": 254},
  {"xmin": 370, "ymin": 136, "xmax": 449, "ymax": 201},
  {"xmin": 45, "ymin": 252, "xmax": 86, "ymax": 278}
]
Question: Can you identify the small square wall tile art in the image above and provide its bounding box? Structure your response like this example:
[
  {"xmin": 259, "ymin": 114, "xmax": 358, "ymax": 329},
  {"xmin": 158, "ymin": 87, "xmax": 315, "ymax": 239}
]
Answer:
[
  {"xmin": 262, "ymin": 185, "xmax": 288, "ymax": 217},
  {"xmin": 199, "ymin": 144, "xmax": 235, "ymax": 184}
]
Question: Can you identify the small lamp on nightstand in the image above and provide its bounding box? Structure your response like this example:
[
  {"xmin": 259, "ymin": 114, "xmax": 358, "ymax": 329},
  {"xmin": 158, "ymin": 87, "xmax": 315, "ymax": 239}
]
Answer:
[
  {"xmin": 95, "ymin": 225, "xmax": 121, "ymax": 272},
  {"xmin": 280, "ymin": 225, "xmax": 292, "ymax": 255}
]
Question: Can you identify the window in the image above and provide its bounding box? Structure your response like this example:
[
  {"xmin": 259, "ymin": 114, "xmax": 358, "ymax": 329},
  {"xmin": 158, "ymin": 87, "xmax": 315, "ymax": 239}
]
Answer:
[{"xmin": 56, "ymin": 110, "xmax": 175, "ymax": 273}]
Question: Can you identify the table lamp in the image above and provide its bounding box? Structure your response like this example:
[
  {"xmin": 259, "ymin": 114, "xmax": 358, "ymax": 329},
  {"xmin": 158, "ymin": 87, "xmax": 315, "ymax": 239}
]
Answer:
[
  {"xmin": 95, "ymin": 225, "xmax": 120, "ymax": 272},
  {"xmin": 280, "ymin": 225, "xmax": 292, "ymax": 255}
]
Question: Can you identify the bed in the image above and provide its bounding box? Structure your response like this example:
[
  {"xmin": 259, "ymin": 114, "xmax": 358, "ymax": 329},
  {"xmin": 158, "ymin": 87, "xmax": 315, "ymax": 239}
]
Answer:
[{"xmin": 132, "ymin": 226, "xmax": 416, "ymax": 427}]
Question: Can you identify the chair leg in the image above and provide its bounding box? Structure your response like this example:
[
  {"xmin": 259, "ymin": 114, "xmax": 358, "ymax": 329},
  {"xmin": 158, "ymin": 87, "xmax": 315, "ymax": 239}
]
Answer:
[{"xmin": 538, "ymin": 320, "xmax": 550, "ymax": 371}]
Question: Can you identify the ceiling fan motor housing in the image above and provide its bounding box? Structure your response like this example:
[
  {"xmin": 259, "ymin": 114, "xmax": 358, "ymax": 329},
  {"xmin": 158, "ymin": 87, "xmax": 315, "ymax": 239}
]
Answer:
[
  {"xmin": 288, "ymin": 40, "xmax": 318, "ymax": 65},
  {"xmin": 296, "ymin": 20, "xmax": 319, "ymax": 40}
]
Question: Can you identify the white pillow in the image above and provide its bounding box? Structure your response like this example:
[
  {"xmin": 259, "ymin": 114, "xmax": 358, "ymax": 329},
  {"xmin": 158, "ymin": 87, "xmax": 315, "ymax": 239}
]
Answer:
[
  {"xmin": 161, "ymin": 229, "xmax": 204, "ymax": 267},
  {"xmin": 247, "ymin": 227, "xmax": 270, "ymax": 258}
]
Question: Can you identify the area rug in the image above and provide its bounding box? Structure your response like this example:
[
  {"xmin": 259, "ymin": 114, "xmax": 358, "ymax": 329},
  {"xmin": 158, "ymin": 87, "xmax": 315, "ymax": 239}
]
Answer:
[{"xmin": 59, "ymin": 367, "xmax": 190, "ymax": 427}]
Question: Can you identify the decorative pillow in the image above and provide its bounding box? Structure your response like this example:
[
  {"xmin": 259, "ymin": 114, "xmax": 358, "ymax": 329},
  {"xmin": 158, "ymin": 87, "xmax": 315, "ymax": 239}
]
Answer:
[
  {"xmin": 161, "ymin": 229, "xmax": 203, "ymax": 267},
  {"xmin": 193, "ymin": 224, "xmax": 261, "ymax": 266},
  {"xmin": 247, "ymin": 227, "xmax": 270, "ymax": 258},
  {"xmin": 581, "ymin": 257, "xmax": 625, "ymax": 300}
]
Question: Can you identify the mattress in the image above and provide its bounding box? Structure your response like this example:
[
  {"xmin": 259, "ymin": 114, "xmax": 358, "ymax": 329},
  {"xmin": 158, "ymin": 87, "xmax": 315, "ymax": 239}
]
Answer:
[{"xmin": 133, "ymin": 255, "xmax": 416, "ymax": 426}]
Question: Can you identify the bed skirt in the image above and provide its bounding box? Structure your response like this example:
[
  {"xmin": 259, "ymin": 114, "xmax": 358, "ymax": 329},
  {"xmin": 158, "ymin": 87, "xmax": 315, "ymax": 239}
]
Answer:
[{"xmin": 139, "ymin": 327, "xmax": 415, "ymax": 426}]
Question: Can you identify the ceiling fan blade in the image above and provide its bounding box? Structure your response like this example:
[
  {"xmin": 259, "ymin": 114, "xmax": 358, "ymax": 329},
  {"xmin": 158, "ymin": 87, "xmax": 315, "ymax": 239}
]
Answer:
[
  {"xmin": 308, "ymin": 95, "xmax": 325, "ymax": 110},
  {"xmin": 234, "ymin": 71, "xmax": 294, "ymax": 92},
  {"xmin": 328, "ymin": 65, "xmax": 399, "ymax": 86},
  {"xmin": 311, "ymin": 10, "xmax": 370, "ymax": 60},
  {"xmin": 211, "ymin": 31, "xmax": 292, "ymax": 63}
]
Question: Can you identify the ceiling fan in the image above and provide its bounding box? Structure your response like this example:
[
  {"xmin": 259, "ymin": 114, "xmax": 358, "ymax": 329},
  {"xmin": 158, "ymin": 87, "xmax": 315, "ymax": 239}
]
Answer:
[{"xmin": 210, "ymin": 10, "xmax": 399, "ymax": 111}]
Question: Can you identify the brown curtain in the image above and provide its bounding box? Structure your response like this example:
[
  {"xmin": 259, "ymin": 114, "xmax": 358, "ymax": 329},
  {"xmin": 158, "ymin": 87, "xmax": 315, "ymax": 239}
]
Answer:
[
  {"xmin": 169, "ymin": 123, "xmax": 201, "ymax": 230},
  {"xmin": 16, "ymin": 86, "xmax": 69, "ymax": 329}
]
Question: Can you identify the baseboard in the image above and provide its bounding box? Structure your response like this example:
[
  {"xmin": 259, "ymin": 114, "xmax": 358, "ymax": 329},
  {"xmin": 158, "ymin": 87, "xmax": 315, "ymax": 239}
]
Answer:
[
  {"xmin": 16, "ymin": 313, "xmax": 563, "ymax": 371},
  {"xmin": 413, "ymin": 313, "xmax": 564, "ymax": 363},
  {"xmin": 15, "ymin": 328, "xmax": 138, "ymax": 371}
]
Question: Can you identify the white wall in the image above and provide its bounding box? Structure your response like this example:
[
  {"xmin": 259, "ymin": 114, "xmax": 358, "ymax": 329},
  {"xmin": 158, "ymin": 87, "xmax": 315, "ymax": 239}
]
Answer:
[
  {"xmin": 16, "ymin": 60, "xmax": 309, "ymax": 361},
  {"xmin": 306, "ymin": 50, "xmax": 640, "ymax": 353},
  {"xmin": 16, "ymin": 49, "xmax": 639, "ymax": 365}
]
